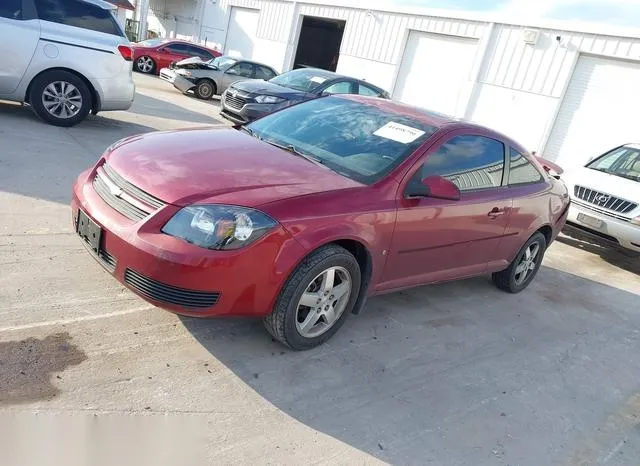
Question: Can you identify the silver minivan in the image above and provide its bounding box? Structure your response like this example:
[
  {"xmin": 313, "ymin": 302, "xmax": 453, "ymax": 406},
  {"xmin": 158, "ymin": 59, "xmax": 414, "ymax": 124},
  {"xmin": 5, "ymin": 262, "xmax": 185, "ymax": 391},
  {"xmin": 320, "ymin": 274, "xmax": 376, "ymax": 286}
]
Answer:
[{"xmin": 0, "ymin": 0, "xmax": 135, "ymax": 126}]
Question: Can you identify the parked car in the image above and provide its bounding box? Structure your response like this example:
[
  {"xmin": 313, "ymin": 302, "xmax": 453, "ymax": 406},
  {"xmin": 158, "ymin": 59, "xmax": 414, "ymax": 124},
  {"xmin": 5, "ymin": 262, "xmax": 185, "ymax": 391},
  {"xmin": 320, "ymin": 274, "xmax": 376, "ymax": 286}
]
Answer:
[
  {"xmin": 0, "ymin": 0, "xmax": 135, "ymax": 127},
  {"xmin": 132, "ymin": 38, "xmax": 221, "ymax": 75},
  {"xmin": 561, "ymin": 143, "xmax": 640, "ymax": 253},
  {"xmin": 159, "ymin": 56, "xmax": 278, "ymax": 100},
  {"xmin": 220, "ymin": 67, "xmax": 390, "ymax": 124},
  {"xmin": 72, "ymin": 95, "xmax": 569, "ymax": 349}
]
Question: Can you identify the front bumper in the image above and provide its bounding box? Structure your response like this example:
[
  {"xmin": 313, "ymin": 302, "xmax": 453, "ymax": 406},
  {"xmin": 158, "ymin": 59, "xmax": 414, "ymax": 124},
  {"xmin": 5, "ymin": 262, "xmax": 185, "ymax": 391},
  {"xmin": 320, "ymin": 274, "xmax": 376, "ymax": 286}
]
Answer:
[
  {"xmin": 71, "ymin": 168, "xmax": 306, "ymax": 317},
  {"xmin": 566, "ymin": 201, "xmax": 640, "ymax": 252},
  {"xmin": 159, "ymin": 68, "xmax": 196, "ymax": 93}
]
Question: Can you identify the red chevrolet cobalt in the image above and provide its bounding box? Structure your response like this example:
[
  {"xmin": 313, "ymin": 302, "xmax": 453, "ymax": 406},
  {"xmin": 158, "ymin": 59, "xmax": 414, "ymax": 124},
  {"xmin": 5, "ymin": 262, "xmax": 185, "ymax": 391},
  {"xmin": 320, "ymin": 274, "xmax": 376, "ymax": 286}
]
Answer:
[{"xmin": 72, "ymin": 96, "xmax": 569, "ymax": 349}]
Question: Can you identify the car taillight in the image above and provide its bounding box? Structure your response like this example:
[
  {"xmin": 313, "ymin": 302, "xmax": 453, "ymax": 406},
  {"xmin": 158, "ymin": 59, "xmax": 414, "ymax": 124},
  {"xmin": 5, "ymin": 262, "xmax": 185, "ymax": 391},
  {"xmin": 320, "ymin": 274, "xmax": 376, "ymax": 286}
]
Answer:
[{"xmin": 118, "ymin": 45, "xmax": 133, "ymax": 61}]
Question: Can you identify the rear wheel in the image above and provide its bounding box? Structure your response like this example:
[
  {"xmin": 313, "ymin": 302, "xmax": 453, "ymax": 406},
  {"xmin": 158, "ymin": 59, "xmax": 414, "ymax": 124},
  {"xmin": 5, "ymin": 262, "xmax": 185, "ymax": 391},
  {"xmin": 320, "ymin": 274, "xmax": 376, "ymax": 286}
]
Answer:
[
  {"xmin": 194, "ymin": 79, "xmax": 216, "ymax": 100},
  {"xmin": 264, "ymin": 245, "xmax": 361, "ymax": 350},
  {"xmin": 135, "ymin": 56, "xmax": 155, "ymax": 74},
  {"xmin": 492, "ymin": 232, "xmax": 547, "ymax": 293},
  {"xmin": 29, "ymin": 70, "xmax": 91, "ymax": 127}
]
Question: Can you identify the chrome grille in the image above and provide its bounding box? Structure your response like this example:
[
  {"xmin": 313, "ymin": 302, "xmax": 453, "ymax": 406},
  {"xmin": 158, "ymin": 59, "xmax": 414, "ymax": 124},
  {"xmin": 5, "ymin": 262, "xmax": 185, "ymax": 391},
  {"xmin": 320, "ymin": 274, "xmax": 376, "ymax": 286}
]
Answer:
[
  {"xmin": 93, "ymin": 164, "xmax": 166, "ymax": 221},
  {"xmin": 224, "ymin": 94, "xmax": 246, "ymax": 111},
  {"xmin": 573, "ymin": 185, "xmax": 637, "ymax": 214}
]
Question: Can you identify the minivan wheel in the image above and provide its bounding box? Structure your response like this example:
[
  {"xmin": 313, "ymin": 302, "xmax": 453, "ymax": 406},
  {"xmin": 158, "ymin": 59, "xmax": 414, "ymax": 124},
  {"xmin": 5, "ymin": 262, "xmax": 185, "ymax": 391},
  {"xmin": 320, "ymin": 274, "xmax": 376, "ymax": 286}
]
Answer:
[
  {"xmin": 135, "ymin": 56, "xmax": 155, "ymax": 74},
  {"xmin": 264, "ymin": 245, "xmax": 361, "ymax": 350},
  {"xmin": 29, "ymin": 70, "xmax": 91, "ymax": 127},
  {"xmin": 492, "ymin": 232, "xmax": 547, "ymax": 293},
  {"xmin": 194, "ymin": 80, "xmax": 216, "ymax": 99}
]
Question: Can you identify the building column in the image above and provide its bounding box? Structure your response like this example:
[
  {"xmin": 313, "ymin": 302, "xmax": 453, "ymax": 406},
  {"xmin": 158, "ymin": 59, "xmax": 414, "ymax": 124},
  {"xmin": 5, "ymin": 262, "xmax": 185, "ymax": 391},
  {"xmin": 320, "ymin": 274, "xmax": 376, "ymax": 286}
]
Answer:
[{"xmin": 136, "ymin": 0, "xmax": 150, "ymax": 40}]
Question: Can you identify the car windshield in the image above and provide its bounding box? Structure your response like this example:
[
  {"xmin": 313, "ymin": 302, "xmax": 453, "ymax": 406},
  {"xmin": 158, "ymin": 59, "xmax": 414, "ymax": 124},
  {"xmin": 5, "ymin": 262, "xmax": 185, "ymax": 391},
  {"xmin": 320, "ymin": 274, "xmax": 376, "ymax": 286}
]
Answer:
[
  {"xmin": 138, "ymin": 38, "xmax": 166, "ymax": 46},
  {"xmin": 245, "ymin": 97, "xmax": 437, "ymax": 184},
  {"xmin": 587, "ymin": 145, "xmax": 640, "ymax": 182},
  {"xmin": 269, "ymin": 69, "xmax": 333, "ymax": 92},
  {"xmin": 208, "ymin": 56, "xmax": 237, "ymax": 68}
]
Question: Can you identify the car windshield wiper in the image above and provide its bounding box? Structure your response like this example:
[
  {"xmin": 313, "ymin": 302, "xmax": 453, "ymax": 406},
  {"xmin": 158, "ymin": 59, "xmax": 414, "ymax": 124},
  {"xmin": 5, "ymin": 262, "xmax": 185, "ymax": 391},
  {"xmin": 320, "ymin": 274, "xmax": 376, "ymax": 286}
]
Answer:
[
  {"xmin": 263, "ymin": 139, "xmax": 328, "ymax": 169},
  {"xmin": 240, "ymin": 126, "xmax": 259, "ymax": 138}
]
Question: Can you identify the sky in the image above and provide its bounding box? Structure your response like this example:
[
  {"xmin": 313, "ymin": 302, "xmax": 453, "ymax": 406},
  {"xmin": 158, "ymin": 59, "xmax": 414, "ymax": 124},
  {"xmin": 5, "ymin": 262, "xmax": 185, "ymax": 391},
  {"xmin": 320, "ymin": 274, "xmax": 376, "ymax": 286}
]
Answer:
[{"xmin": 392, "ymin": 0, "xmax": 640, "ymax": 27}]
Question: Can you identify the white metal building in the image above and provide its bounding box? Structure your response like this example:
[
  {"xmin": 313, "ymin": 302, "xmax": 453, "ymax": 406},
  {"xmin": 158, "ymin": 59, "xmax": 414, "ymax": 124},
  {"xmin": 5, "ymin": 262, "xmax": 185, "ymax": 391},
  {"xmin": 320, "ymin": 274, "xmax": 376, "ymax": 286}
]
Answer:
[{"xmin": 133, "ymin": 0, "xmax": 640, "ymax": 167}]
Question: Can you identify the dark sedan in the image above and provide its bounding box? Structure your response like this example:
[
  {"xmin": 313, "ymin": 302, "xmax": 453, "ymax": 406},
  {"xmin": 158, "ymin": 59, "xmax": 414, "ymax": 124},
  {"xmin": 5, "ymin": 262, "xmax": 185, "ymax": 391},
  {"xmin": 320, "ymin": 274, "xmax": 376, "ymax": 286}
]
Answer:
[{"xmin": 220, "ymin": 68, "xmax": 389, "ymax": 124}]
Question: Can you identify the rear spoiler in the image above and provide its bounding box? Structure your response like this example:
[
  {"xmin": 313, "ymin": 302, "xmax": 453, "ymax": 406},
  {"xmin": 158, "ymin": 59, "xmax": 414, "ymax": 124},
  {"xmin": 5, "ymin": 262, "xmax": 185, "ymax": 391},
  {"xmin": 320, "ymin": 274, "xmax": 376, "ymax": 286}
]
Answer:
[{"xmin": 533, "ymin": 154, "xmax": 563, "ymax": 179}]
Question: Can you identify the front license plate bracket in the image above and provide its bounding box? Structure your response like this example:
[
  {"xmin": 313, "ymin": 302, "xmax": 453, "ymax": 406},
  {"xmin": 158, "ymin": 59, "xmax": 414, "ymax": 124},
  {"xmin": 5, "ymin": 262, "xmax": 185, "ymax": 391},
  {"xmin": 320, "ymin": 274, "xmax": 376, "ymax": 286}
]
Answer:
[{"xmin": 76, "ymin": 210, "xmax": 102, "ymax": 254}]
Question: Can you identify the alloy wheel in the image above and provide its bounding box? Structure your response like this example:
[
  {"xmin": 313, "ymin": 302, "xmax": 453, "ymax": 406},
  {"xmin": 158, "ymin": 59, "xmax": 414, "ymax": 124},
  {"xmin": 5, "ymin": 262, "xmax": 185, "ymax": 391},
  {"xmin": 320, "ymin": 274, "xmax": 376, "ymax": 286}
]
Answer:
[
  {"xmin": 42, "ymin": 81, "xmax": 83, "ymax": 119},
  {"xmin": 514, "ymin": 242, "xmax": 540, "ymax": 286},
  {"xmin": 295, "ymin": 266, "xmax": 352, "ymax": 338},
  {"xmin": 137, "ymin": 57, "xmax": 154, "ymax": 73}
]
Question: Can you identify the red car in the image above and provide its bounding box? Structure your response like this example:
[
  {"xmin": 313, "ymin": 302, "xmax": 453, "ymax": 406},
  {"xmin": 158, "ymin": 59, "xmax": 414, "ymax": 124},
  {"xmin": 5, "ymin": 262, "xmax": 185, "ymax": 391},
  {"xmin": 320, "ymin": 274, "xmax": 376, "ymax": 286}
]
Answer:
[
  {"xmin": 72, "ymin": 96, "xmax": 570, "ymax": 349},
  {"xmin": 131, "ymin": 38, "xmax": 221, "ymax": 75}
]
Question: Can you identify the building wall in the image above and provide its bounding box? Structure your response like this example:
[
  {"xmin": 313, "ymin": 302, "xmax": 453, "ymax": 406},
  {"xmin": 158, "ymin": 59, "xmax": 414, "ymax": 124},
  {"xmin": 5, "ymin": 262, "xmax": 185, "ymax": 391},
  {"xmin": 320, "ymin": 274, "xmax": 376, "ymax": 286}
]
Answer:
[
  {"xmin": 146, "ymin": 0, "xmax": 200, "ymax": 40},
  {"xmin": 195, "ymin": 0, "xmax": 640, "ymax": 156}
]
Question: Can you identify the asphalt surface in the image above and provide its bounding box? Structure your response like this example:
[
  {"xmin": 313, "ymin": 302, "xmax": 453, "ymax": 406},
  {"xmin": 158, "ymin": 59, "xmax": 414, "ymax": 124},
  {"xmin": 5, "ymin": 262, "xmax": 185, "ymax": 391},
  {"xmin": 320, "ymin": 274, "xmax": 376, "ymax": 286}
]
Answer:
[{"xmin": 1, "ymin": 73, "xmax": 640, "ymax": 466}]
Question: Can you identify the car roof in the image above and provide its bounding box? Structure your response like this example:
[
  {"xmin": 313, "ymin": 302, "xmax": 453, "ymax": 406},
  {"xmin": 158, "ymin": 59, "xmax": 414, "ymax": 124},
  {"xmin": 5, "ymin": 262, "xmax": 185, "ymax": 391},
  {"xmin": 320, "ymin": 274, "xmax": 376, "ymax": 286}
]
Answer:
[{"xmin": 338, "ymin": 95, "xmax": 528, "ymax": 151}]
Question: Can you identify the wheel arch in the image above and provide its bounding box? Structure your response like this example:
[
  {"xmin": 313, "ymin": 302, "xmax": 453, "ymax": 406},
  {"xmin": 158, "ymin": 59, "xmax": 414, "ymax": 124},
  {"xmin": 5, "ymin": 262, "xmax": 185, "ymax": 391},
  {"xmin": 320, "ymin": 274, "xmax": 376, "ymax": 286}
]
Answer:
[
  {"xmin": 536, "ymin": 224, "xmax": 553, "ymax": 246},
  {"xmin": 25, "ymin": 67, "xmax": 100, "ymax": 113}
]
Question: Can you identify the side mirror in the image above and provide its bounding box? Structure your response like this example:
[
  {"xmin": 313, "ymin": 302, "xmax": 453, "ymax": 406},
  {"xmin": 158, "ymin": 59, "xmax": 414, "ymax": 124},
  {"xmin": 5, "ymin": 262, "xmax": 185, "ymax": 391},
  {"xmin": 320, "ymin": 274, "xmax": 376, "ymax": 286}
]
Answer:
[{"xmin": 407, "ymin": 175, "xmax": 461, "ymax": 201}]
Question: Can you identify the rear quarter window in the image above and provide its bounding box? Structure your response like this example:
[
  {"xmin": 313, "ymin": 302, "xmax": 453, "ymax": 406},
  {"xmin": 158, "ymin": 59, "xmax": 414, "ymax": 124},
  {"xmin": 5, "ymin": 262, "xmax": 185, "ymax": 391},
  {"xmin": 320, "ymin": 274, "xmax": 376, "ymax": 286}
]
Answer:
[
  {"xmin": 508, "ymin": 148, "xmax": 544, "ymax": 185},
  {"xmin": 35, "ymin": 0, "xmax": 124, "ymax": 36}
]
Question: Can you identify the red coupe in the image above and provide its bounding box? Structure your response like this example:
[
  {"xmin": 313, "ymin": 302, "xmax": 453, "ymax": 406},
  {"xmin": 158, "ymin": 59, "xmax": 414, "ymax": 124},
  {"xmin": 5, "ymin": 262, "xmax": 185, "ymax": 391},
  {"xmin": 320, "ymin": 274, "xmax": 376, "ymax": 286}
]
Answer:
[
  {"xmin": 131, "ymin": 38, "xmax": 221, "ymax": 75},
  {"xmin": 72, "ymin": 96, "xmax": 570, "ymax": 349}
]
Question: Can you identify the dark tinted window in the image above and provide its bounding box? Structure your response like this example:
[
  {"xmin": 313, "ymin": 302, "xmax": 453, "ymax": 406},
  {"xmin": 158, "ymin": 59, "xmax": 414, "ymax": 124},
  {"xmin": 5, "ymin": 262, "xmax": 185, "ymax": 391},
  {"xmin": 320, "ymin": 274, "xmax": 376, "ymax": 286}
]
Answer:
[
  {"xmin": 421, "ymin": 135, "xmax": 505, "ymax": 191},
  {"xmin": 0, "ymin": 0, "xmax": 22, "ymax": 19},
  {"xmin": 246, "ymin": 97, "xmax": 438, "ymax": 184},
  {"xmin": 358, "ymin": 84, "xmax": 381, "ymax": 97},
  {"xmin": 255, "ymin": 65, "xmax": 276, "ymax": 80},
  {"xmin": 508, "ymin": 148, "xmax": 543, "ymax": 185},
  {"xmin": 226, "ymin": 62, "xmax": 254, "ymax": 77},
  {"xmin": 164, "ymin": 43, "xmax": 190, "ymax": 54},
  {"xmin": 188, "ymin": 46, "xmax": 213, "ymax": 59},
  {"xmin": 35, "ymin": 0, "xmax": 123, "ymax": 36}
]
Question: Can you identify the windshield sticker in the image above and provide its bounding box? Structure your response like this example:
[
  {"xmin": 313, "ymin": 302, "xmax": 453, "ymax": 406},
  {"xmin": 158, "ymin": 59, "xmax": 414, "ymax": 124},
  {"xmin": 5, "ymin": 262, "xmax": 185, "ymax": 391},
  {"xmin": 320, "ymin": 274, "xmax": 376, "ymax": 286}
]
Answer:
[
  {"xmin": 310, "ymin": 76, "xmax": 327, "ymax": 84},
  {"xmin": 374, "ymin": 122, "xmax": 425, "ymax": 144}
]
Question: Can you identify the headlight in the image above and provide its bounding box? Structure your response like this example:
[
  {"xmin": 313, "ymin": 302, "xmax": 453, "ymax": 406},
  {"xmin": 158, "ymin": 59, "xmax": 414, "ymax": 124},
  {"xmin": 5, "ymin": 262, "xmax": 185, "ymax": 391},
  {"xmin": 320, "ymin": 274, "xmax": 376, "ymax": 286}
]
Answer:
[
  {"xmin": 254, "ymin": 95, "xmax": 285, "ymax": 104},
  {"xmin": 177, "ymin": 69, "xmax": 192, "ymax": 77},
  {"xmin": 162, "ymin": 205, "xmax": 278, "ymax": 250}
]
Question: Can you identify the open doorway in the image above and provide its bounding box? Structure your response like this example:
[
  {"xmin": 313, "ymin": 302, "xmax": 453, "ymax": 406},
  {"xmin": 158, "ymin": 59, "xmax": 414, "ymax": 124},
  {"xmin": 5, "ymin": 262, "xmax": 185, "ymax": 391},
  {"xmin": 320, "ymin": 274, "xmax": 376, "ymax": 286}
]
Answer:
[{"xmin": 293, "ymin": 16, "xmax": 345, "ymax": 71}]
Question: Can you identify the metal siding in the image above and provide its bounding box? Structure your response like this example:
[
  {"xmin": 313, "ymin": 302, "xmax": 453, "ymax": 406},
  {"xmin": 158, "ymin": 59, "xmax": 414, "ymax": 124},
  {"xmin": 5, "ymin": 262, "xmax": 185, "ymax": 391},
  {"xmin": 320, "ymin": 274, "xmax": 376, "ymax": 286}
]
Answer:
[{"xmin": 481, "ymin": 24, "xmax": 640, "ymax": 97}]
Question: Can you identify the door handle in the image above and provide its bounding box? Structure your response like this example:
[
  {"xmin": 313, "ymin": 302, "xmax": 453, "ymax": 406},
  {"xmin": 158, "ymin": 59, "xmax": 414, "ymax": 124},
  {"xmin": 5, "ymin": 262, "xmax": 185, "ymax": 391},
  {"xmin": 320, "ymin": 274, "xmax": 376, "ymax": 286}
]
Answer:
[{"xmin": 488, "ymin": 207, "xmax": 505, "ymax": 218}]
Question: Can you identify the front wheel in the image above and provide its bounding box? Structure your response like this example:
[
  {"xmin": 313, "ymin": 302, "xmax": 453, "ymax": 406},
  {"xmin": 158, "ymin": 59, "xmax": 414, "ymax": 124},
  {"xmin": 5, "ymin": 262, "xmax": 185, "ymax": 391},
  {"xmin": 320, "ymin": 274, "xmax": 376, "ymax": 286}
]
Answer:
[
  {"xmin": 492, "ymin": 232, "xmax": 547, "ymax": 293},
  {"xmin": 194, "ymin": 79, "xmax": 216, "ymax": 100},
  {"xmin": 264, "ymin": 245, "xmax": 361, "ymax": 350}
]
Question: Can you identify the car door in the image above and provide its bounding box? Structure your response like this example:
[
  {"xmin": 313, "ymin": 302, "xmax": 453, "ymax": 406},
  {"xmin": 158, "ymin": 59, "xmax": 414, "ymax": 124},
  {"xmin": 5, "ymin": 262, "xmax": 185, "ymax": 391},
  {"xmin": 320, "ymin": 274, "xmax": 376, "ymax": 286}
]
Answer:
[
  {"xmin": 220, "ymin": 61, "xmax": 256, "ymax": 91},
  {"xmin": 158, "ymin": 42, "xmax": 189, "ymax": 69},
  {"xmin": 378, "ymin": 132, "xmax": 513, "ymax": 291},
  {"xmin": 0, "ymin": 0, "xmax": 40, "ymax": 96}
]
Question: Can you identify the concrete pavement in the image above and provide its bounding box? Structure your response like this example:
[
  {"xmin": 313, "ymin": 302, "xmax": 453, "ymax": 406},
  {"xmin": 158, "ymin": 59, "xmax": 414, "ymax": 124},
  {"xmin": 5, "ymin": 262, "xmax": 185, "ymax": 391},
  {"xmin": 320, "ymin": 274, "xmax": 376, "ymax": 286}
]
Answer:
[{"xmin": 1, "ymin": 73, "xmax": 640, "ymax": 466}]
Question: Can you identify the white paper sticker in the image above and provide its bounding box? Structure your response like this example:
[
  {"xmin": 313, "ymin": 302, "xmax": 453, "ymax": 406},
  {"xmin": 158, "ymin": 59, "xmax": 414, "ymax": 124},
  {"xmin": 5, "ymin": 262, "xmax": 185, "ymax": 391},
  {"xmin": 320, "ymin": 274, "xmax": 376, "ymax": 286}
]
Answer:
[
  {"xmin": 310, "ymin": 76, "xmax": 327, "ymax": 84},
  {"xmin": 373, "ymin": 122, "xmax": 425, "ymax": 144}
]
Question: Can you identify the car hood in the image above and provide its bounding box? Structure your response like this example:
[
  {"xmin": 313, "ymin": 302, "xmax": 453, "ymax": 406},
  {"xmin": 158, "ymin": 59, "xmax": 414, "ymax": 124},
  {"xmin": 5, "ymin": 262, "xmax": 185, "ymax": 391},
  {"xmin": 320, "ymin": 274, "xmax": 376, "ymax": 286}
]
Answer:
[
  {"xmin": 231, "ymin": 80, "xmax": 307, "ymax": 98},
  {"xmin": 104, "ymin": 128, "xmax": 361, "ymax": 208},
  {"xmin": 173, "ymin": 57, "xmax": 215, "ymax": 70},
  {"xmin": 562, "ymin": 166, "xmax": 640, "ymax": 202}
]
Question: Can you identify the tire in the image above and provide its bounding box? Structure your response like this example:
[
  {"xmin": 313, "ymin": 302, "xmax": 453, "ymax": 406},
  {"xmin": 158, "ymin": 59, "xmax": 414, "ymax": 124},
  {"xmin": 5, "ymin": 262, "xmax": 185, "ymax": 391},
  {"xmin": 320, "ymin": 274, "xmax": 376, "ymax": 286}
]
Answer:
[
  {"xmin": 264, "ymin": 245, "xmax": 361, "ymax": 350},
  {"xmin": 194, "ymin": 79, "xmax": 216, "ymax": 100},
  {"xmin": 135, "ymin": 56, "xmax": 156, "ymax": 74},
  {"xmin": 492, "ymin": 232, "xmax": 547, "ymax": 293},
  {"xmin": 29, "ymin": 70, "xmax": 92, "ymax": 127}
]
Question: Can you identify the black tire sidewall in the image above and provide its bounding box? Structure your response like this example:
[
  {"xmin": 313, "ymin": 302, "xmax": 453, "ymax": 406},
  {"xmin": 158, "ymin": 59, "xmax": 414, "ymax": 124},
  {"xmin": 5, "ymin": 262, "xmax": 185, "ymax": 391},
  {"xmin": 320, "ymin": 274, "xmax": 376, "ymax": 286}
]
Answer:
[
  {"xmin": 195, "ymin": 80, "xmax": 215, "ymax": 99},
  {"xmin": 507, "ymin": 233, "xmax": 546, "ymax": 292},
  {"xmin": 29, "ymin": 71, "xmax": 92, "ymax": 127},
  {"xmin": 283, "ymin": 253, "xmax": 361, "ymax": 350}
]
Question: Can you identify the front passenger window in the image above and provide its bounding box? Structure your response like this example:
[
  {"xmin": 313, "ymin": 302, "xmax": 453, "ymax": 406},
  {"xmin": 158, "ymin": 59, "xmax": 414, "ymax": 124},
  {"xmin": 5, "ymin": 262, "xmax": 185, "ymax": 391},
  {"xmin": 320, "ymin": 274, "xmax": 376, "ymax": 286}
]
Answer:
[
  {"xmin": 421, "ymin": 135, "xmax": 506, "ymax": 191},
  {"xmin": 323, "ymin": 81, "xmax": 353, "ymax": 94},
  {"xmin": 0, "ymin": 0, "xmax": 22, "ymax": 19},
  {"xmin": 226, "ymin": 62, "xmax": 254, "ymax": 77}
]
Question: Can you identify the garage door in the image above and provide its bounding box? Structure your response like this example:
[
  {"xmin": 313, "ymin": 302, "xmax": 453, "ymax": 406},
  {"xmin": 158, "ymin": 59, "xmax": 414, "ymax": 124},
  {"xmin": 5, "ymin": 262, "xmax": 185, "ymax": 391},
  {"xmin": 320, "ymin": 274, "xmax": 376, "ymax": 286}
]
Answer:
[
  {"xmin": 224, "ymin": 7, "xmax": 259, "ymax": 59},
  {"xmin": 394, "ymin": 31, "xmax": 478, "ymax": 116},
  {"xmin": 544, "ymin": 56, "xmax": 640, "ymax": 166}
]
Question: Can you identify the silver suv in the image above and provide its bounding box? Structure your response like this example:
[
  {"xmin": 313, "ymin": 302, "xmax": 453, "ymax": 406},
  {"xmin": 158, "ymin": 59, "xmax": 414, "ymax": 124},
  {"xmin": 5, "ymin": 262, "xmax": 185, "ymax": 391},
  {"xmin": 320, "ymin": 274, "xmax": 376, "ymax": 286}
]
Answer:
[{"xmin": 0, "ymin": 0, "xmax": 135, "ymax": 127}]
